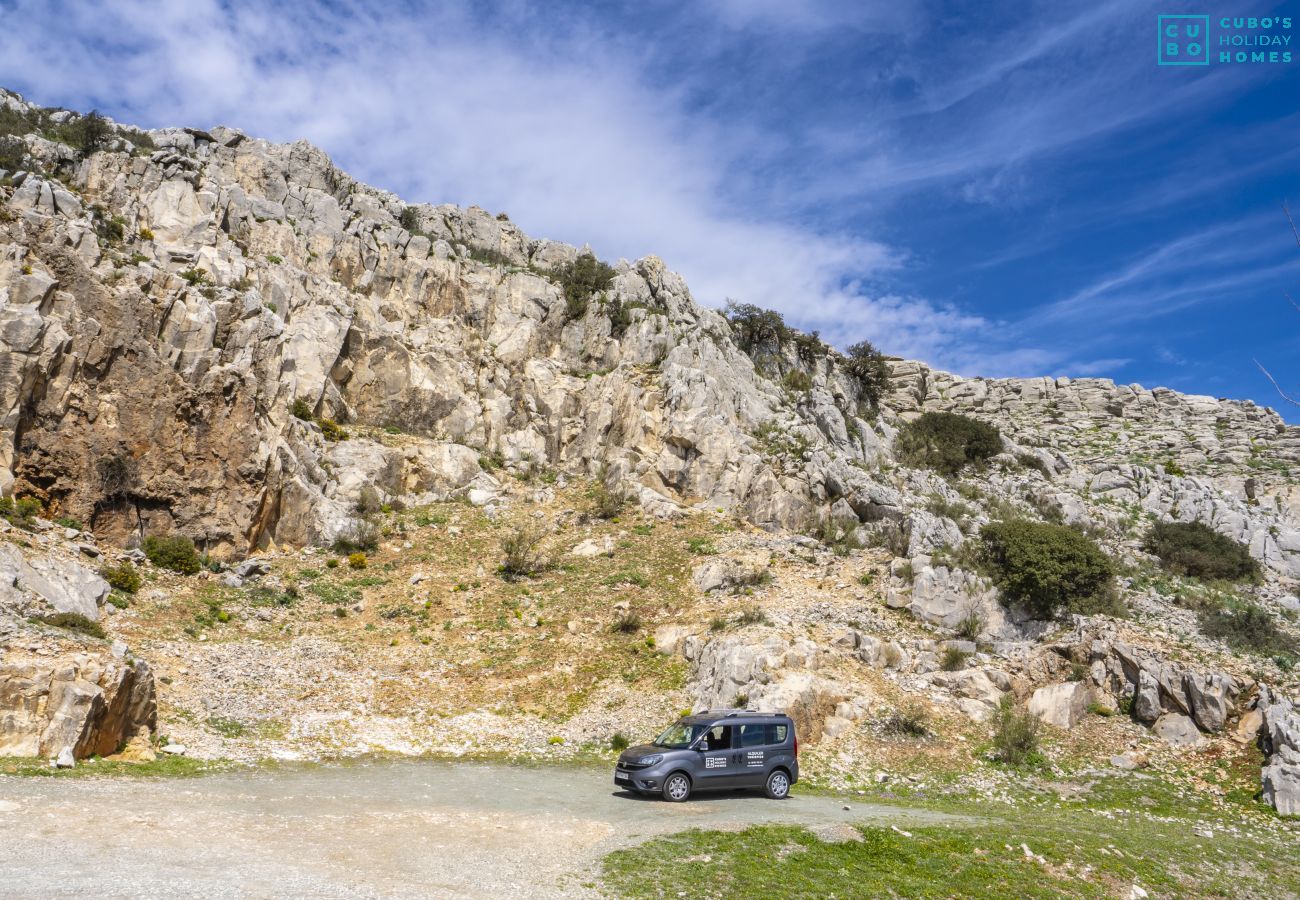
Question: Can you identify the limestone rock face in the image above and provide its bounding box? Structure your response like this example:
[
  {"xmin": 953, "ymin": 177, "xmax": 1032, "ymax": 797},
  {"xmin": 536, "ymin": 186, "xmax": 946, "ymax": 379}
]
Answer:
[
  {"xmin": 1259, "ymin": 689, "xmax": 1300, "ymax": 816},
  {"xmin": 0, "ymin": 543, "xmax": 109, "ymax": 621},
  {"xmin": 0, "ymin": 644, "xmax": 156, "ymax": 759},
  {"xmin": 1028, "ymin": 681, "xmax": 1091, "ymax": 729}
]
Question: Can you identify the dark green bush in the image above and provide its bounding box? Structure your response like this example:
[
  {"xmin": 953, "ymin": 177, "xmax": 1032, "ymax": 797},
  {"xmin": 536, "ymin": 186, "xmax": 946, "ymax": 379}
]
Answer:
[
  {"xmin": 142, "ymin": 535, "xmax": 202, "ymax": 575},
  {"xmin": 1143, "ymin": 520, "xmax": 1259, "ymax": 582},
  {"xmin": 895, "ymin": 412, "xmax": 1002, "ymax": 475},
  {"xmin": 1199, "ymin": 603, "xmax": 1296, "ymax": 657},
  {"xmin": 725, "ymin": 302, "xmax": 790, "ymax": 354},
  {"xmin": 782, "ymin": 369, "xmax": 812, "ymax": 393},
  {"xmin": 609, "ymin": 732, "xmax": 630, "ymax": 751},
  {"xmin": 979, "ymin": 519, "xmax": 1118, "ymax": 619},
  {"xmin": 0, "ymin": 135, "xmax": 26, "ymax": 172},
  {"xmin": 398, "ymin": 207, "xmax": 419, "ymax": 232},
  {"xmin": 844, "ymin": 341, "xmax": 890, "ymax": 408},
  {"xmin": 38, "ymin": 612, "xmax": 106, "ymax": 640},
  {"xmin": 75, "ymin": 110, "xmax": 110, "ymax": 153},
  {"xmin": 290, "ymin": 397, "xmax": 314, "ymax": 420},
  {"xmin": 552, "ymin": 252, "xmax": 616, "ymax": 318},
  {"xmin": 101, "ymin": 561, "xmax": 142, "ymax": 594}
]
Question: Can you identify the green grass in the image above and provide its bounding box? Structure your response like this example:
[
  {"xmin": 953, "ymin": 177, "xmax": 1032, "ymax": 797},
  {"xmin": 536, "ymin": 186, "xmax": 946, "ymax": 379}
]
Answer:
[
  {"xmin": 600, "ymin": 769, "xmax": 1300, "ymax": 898},
  {"xmin": 0, "ymin": 755, "xmax": 233, "ymax": 779}
]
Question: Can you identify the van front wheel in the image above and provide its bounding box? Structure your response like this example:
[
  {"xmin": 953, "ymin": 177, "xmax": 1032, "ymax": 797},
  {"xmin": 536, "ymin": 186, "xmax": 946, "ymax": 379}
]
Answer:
[
  {"xmin": 765, "ymin": 769, "xmax": 791, "ymax": 799},
  {"xmin": 662, "ymin": 772, "xmax": 692, "ymax": 802}
]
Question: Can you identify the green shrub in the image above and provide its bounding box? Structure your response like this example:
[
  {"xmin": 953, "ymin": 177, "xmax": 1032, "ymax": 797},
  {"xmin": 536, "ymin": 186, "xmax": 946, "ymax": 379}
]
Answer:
[
  {"xmin": 844, "ymin": 341, "xmax": 890, "ymax": 408},
  {"xmin": 355, "ymin": 485, "xmax": 383, "ymax": 516},
  {"xmin": 178, "ymin": 268, "xmax": 209, "ymax": 285},
  {"xmin": 588, "ymin": 472, "xmax": 624, "ymax": 520},
  {"xmin": 687, "ymin": 537, "xmax": 717, "ymax": 555},
  {"xmin": 955, "ymin": 609, "xmax": 984, "ymax": 640},
  {"xmin": 724, "ymin": 302, "xmax": 792, "ymax": 356},
  {"xmin": 101, "ymin": 561, "xmax": 142, "ymax": 594},
  {"xmin": 37, "ymin": 612, "xmax": 106, "ymax": 640},
  {"xmin": 0, "ymin": 135, "xmax": 27, "ymax": 171},
  {"xmin": 317, "ymin": 417, "xmax": 348, "ymax": 441},
  {"xmin": 265, "ymin": 254, "xmax": 282, "ymax": 265},
  {"xmin": 736, "ymin": 605, "xmax": 770, "ymax": 627},
  {"xmin": 940, "ymin": 646, "xmax": 969, "ymax": 671},
  {"xmin": 499, "ymin": 524, "xmax": 547, "ymax": 579},
  {"xmin": 347, "ymin": 552, "xmax": 368, "ymax": 570},
  {"xmin": 1199, "ymin": 603, "xmax": 1296, "ymax": 657},
  {"xmin": 878, "ymin": 704, "xmax": 930, "ymax": 738},
  {"xmin": 75, "ymin": 110, "xmax": 110, "ymax": 153},
  {"xmin": 782, "ymin": 369, "xmax": 813, "ymax": 394},
  {"xmin": 895, "ymin": 412, "xmax": 1002, "ymax": 475},
  {"xmin": 332, "ymin": 519, "xmax": 379, "ymax": 554},
  {"xmin": 1143, "ymin": 520, "xmax": 1259, "ymax": 582},
  {"xmin": 610, "ymin": 732, "xmax": 630, "ymax": 752},
  {"xmin": 290, "ymin": 397, "xmax": 314, "ymax": 420},
  {"xmin": 978, "ymin": 519, "xmax": 1117, "ymax": 619},
  {"xmin": 612, "ymin": 612, "xmax": 643, "ymax": 634},
  {"xmin": 990, "ymin": 696, "xmax": 1040, "ymax": 765},
  {"xmin": 398, "ymin": 207, "xmax": 420, "ymax": 232},
  {"xmin": 142, "ymin": 535, "xmax": 202, "ymax": 575},
  {"xmin": 55, "ymin": 516, "xmax": 83, "ymax": 530},
  {"xmin": 1163, "ymin": 459, "xmax": 1186, "ymax": 477},
  {"xmin": 551, "ymin": 252, "xmax": 615, "ymax": 318},
  {"xmin": 0, "ymin": 496, "xmax": 42, "ymax": 529}
]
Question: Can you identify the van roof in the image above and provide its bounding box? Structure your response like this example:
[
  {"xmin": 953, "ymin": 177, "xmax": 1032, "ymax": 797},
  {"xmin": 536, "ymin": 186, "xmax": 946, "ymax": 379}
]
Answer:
[{"xmin": 685, "ymin": 709, "xmax": 792, "ymax": 722}]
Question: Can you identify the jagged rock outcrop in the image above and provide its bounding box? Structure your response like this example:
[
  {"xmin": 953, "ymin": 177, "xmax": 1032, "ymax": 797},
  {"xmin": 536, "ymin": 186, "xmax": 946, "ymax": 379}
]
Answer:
[
  {"xmin": 1258, "ymin": 687, "xmax": 1300, "ymax": 816},
  {"xmin": 0, "ymin": 641, "xmax": 156, "ymax": 760}
]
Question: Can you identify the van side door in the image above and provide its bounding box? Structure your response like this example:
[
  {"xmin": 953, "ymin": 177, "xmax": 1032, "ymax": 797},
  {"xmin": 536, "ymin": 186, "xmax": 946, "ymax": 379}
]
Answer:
[
  {"xmin": 735, "ymin": 722, "xmax": 772, "ymax": 786},
  {"xmin": 693, "ymin": 724, "xmax": 742, "ymax": 789}
]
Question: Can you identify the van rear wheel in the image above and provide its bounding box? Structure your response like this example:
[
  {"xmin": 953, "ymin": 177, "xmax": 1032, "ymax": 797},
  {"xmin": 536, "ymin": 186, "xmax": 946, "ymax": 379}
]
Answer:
[
  {"xmin": 662, "ymin": 772, "xmax": 691, "ymax": 802},
  {"xmin": 765, "ymin": 769, "xmax": 791, "ymax": 799}
]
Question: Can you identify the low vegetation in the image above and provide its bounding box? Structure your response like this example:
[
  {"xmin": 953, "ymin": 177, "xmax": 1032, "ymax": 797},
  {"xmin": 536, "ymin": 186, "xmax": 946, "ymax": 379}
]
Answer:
[
  {"xmin": 895, "ymin": 411, "xmax": 1002, "ymax": 475},
  {"xmin": 1198, "ymin": 602, "xmax": 1296, "ymax": 658},
  {"xmin": 499, "ymin": 524, "xmax": 548, "ymax": 579},
  {"xmin": 1143, "ymin": 520, "xmax": 1260, "ymax": 582},
  {"xmin": 100, "ymin": 561, "xmax": 142, "ymax": 594},
  {"xmin": 552, "ymin": 252, "xmax": 616, "ymax": 318},
  {"xmin": 0, "ymin": 496, "xmax": 41, "ymax": 529},
  {"xmin": 35, "ymin": 612, "xmax": 106, "ymax": 640},
  {"xmin": 978, "ymin": 519, "xmax": 1119, "ymax": 618},
  {"xmin": 142, "ymin": 535, "xmax": 202, "ymax": 575},
  {"xmin": 990, "ymin": 696, "xmax": 1041, "ymax": 765}
]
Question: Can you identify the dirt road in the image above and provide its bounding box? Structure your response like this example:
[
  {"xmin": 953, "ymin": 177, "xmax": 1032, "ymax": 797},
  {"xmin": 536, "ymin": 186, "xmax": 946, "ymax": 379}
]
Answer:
[{"xmin": 0, "ymin": 760, "xmax": 965, "ymax": 898}]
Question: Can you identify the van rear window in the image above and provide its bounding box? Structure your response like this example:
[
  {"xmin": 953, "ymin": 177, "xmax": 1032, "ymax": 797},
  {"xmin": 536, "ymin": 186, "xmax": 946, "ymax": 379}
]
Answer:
[{"xmin": 765, "ymin": 723, "xmax": 788, "ymax": 744}]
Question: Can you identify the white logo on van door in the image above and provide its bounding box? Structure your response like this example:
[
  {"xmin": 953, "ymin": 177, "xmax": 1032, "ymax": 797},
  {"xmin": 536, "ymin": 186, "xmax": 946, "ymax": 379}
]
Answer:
[
  {"xmin": 705, "ymin": 756, "xmax": 727, "ymax": 769},
  {"xmin": 746, "ymin": 751, "xmax": 764, "ymax": 767}
]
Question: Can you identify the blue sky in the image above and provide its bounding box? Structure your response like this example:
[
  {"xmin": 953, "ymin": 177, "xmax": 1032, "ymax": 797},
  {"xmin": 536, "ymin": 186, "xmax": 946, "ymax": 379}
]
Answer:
[{"xmin": 1, "ymin": 0, "xmax": 1298, "ymax": 416}]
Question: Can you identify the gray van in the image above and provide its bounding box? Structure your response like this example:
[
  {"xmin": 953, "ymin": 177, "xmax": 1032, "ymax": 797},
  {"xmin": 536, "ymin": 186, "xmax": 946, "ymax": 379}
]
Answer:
[{"xmin": 613, "ymin": 710, "xmax": 799, "ymax": 801}]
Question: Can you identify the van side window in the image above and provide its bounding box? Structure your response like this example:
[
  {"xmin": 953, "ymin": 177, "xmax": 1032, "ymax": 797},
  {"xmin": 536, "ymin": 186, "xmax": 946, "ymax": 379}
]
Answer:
[
  {"xmin": 702, "ymin": 724, "xmax": 733, "ymax": 751},
  {"xmin": 739, "ymin": 724, "xmax": 766, "ymax": 747},
  {"xmin": 765, "ymin": 723, "xmax": 788, "ymax": 744}
]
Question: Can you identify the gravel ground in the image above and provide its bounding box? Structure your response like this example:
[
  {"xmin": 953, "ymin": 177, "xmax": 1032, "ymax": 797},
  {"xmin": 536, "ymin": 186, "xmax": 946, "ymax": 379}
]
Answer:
[{"xmin": 0, "ymin": 760, "xmax": 967, "ymax": 898}]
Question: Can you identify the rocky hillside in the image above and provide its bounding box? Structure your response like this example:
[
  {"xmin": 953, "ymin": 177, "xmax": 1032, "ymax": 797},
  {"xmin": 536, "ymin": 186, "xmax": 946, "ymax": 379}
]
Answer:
[{"xmin": 0, "ymin": 90, "xmax": 1298, "ymax": 818}]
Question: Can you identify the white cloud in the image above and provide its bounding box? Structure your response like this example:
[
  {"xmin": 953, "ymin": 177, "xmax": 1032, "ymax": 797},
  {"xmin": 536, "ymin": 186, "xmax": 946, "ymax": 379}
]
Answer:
[{"xmin": 0, "ymin": 0, "xmax": 988, "ymax": 364}]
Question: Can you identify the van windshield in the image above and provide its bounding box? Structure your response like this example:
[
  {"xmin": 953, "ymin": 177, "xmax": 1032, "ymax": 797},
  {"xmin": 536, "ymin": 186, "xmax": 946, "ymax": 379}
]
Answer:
[{"xmin": 652, "ymin": 721, "xmax": 708, "ymax": 749}]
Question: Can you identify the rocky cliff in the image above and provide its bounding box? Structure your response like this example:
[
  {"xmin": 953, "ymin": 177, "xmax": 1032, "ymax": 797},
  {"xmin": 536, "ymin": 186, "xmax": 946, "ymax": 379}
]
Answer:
[{"xmin": 1, "ymin": 90, "xmax": 1298, "ymax": 811}]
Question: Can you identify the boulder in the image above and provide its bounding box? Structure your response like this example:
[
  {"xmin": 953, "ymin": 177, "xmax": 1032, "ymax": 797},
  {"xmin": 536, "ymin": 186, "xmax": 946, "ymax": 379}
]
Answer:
[
  {"xmin": 1028, "ymin": 682, "xmax": 1091, "ymax": 729},
  {"xmin": 1152, "ymin": 713, "xmax": 1205, "ymax": 748},
  {"xmin": 569, "ymin": 537, "xmax": 614, "ymax": 558},
  {"xmin": 1260, "ymin": 691, "xmax": 1300, "ymax": 816},
  {"xmin": 0, "ymin": 544, "xmax": 110, "ymax": 620},
  {"xmin": 1182, "ymin": 670, "xmax": 1238, "ymax": 733},
  {"xmin": 692, "ymin": 551, "xmax": 771, "ymax": 594}
]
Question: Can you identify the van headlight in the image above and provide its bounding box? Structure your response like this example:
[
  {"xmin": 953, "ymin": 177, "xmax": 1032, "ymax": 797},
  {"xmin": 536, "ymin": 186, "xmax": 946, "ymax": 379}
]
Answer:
[{"xmin": 638, "ymin": 754, "xmax": 663, "ymax": 766}]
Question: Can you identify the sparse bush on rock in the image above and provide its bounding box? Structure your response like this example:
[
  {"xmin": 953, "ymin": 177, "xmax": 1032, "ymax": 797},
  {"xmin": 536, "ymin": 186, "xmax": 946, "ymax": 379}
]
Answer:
[
  {"xmin": 843, "ymin": 340, "xmax": 890, "ymax": 408},
  {"xmin": 37, "ymin": 612, "xmax": 106, "ymax": 640},
  {"xmin": 499, "ymin": 524, "xmax": 548, "ymax": 579},
  {"xmin": 895, "ymin": 412, "xmax": 1002, "ymax": 476},
  {"xmin": 991, "ymin": 696, "xmax": 1040, "ymax": 765},
  {"xmin": 552, "ymin": 252, "xmax": 615, "ymax": 318},
  {"xmin": 1143, "ymin": 520, "xmax": 1259, "ymax": 582},
  {"xmin": 101, "ymin": 561, "xmax": 142, "ymax": 594}
]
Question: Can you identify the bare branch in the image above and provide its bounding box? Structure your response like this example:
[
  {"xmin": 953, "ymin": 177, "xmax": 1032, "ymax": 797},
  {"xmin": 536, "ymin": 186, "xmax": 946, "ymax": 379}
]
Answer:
[{"xmin": 1255, "ymin": 358, "xmax": 1300, "ymax": 407}]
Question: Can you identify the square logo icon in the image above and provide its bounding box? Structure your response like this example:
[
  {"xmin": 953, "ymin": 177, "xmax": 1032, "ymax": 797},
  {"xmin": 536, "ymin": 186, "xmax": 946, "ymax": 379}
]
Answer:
[{"xmin": 1158, "ymin": 14, "xmax": 1210, "ymax": 65}]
